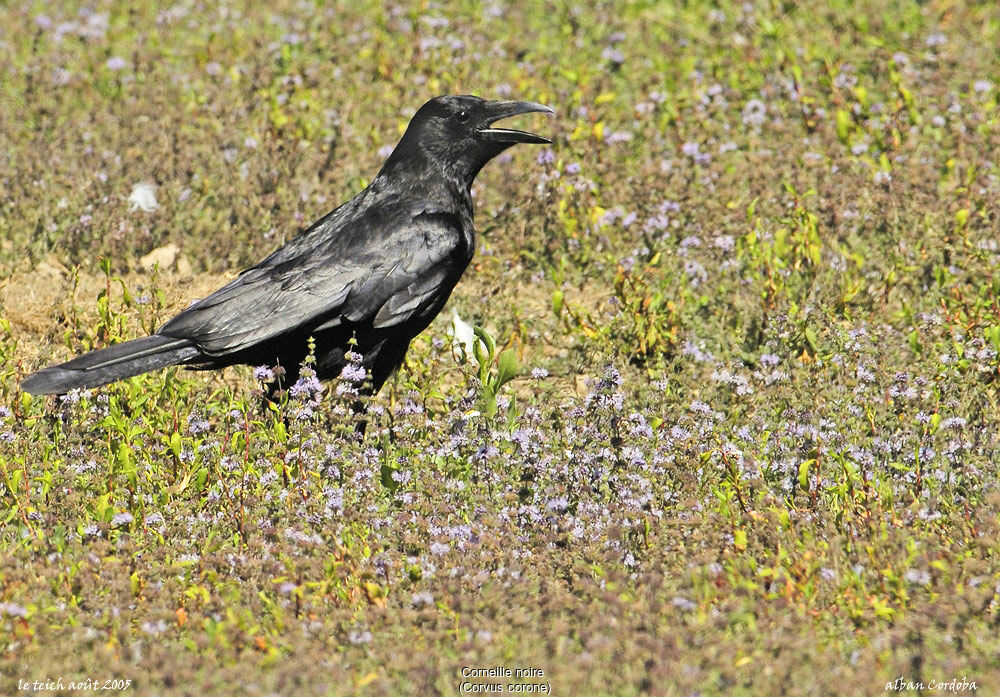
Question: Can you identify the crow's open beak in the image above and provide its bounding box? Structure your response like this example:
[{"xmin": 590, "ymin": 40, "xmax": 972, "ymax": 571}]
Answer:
[{"xmin": 479, "ymin": 100, "xmax": 554, "ymax": 144}]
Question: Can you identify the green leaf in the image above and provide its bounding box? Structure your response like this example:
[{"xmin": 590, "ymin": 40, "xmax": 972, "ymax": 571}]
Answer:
[
  {"xmin": 804, "ymin": 327, "xmax": 819, "ymax": 352},
  {"xmin": 836, "ymin": 109, "xmax": 851, "ymax": 143},
  {"xmin": 379, "ymin": 463, "xmax": 399, "ymax": 493},
  {"xmin": 798, "ymin": 459, "xmax": 815, "ymax": 490},
  {"xmin": 116, "ymin": 278, "xmax": 132, "ymax": 305},
  {"xmin": 94, "ymin": 493, "xmax": 113, "ymax": 523},
  {"xmin": 273, "ymin": 421, "xmax": 287, "ymax": 442},
  {"xmin": 472, "ymin": 325, "xmax": 496, "ymax": 360},
  {"xmin": 9, "ymin": 468, "xmax": 23, "ymax": 493},
  {"xmin": 494, "ymin": 350, "xmax": 519, "ymax": 389},
  {"xmin": 985, "ymin": 325, "xmax": 1000, "ymax": 353},
  {"xmin": 168, "ymin": 432, "xmax": 182, "ymax": 458},
  {"xmin": 193, "ymin": 467, "xmax": 209, "ymax": 491},
  {"xmin": 480, "ymin": 384, "xmax": 498, "ymax": 417}
]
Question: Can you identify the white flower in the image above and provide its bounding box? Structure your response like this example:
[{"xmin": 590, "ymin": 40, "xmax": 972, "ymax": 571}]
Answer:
[
  {"xmin": 449, "ymin": 308, "xmax": 485, "ymax": 361},
  {"xmin": 128, "ymin": 182, "xmax": 159, "ymax": 212}
]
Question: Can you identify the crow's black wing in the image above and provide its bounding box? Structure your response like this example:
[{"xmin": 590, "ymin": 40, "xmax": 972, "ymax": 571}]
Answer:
[{"xmin": 159, "ymin": 203, "xmax": 466, "ymax": 356}]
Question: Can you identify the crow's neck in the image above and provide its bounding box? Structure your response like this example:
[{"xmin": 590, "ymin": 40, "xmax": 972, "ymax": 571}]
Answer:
[
  {"xmin": 377, "ymin": 154, "xmax": 480, "ymax": 207},
  {"xmin": 378, "ymin": 139, "xmax": 502, "ymax": 193}
]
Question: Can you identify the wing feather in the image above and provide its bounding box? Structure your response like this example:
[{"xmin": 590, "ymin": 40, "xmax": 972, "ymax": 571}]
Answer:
[{"xmin": 159, "ymin": 205, "xmax": 464, "ymax": 355}]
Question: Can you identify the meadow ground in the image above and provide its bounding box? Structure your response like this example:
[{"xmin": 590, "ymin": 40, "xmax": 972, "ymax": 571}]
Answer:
[{"xmin": 3, "ymin": 1, "xmax": 1000, "ymax": 695}]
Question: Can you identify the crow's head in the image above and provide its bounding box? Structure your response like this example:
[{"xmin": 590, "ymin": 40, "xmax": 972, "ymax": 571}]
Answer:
[{"xmin": 380, "ymin": 95, "xmax": 553, "ymax": 186}]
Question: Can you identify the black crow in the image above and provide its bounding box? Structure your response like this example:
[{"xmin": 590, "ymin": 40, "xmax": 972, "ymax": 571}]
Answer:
[{"xmin": 23, "ymin": 95, "xmax": 553, "ymax": 397}]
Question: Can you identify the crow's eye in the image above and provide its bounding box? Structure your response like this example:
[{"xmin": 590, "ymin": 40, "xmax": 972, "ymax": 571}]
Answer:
[{"xmin": 454, "ymin": 110, "xmax": 470, "ymax": 124}]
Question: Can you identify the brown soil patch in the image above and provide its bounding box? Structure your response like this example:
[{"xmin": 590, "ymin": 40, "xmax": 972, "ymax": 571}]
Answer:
[{"xmin": 2, "ymin": 259, "xmax": 232, "ymax": 367}]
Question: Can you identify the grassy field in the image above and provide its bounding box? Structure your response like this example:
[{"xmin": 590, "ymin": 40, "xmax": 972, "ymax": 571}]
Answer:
[{"xmin": 3, "ymin": 0, "xmax": 1000, "ymax": 694}]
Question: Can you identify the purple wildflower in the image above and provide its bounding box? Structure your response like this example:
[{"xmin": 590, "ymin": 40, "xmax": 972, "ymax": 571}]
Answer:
[
  {"xmin": 110, "ymin": 512, "xmax": 134, "ymax": 527},
  {"xmin": 348, "ymin": 629, "xmax": 373, "ymax": 645},
  {"xmin": 681, "ymin": 141, "xmax": 711, "ymax": 165},
  {"xmin": 81, "ymin": 523, "xmax": 101, "ymax": 539},
  {"xmin": 187, "ymin": 412, "xmax": 210, "ymax": 435},
  {"xmin": 411, "ymin": 591, "xmax": 435, "ymax": 608},
  {"xmin": 0, "ymin": 603, "xmax": 28, "ymax": 618},
  {"xmin": 341, "ymin": 363, "xmax": 367, "ymax": 384},
  {"xmin": 289, "ymin": 374, "xmax": 322, "ymax": 400},
  {"xmin": 605, "ymin": 130, "xmax": 633, "ymax": 145},
  {"xmin": 760, "ymin": 353, "xmax": 780, "ymax": 368},
  {"xmin": 672, "ymin": 596, "xmax": 696, "ymax": 611},
  {"xmin": 601, "ymin": 46, "xmax": 625, "ymax": 65},
  {"xmin": 741, "ymin": 99, "xmax": 767, "ymax": 126},
  {"xmin": 925, "ymin": 32, "xmax": 947, "ymax": 47}
]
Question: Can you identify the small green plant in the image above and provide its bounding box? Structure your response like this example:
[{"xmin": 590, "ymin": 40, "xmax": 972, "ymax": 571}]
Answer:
[
  {"xmin": 452, "ymin": 323, "xmax": 519, "ymax": 417},
  {"xmin": 92, "ymin": 257, "xmax": 134, "ymax": 349},
  {"xmin": 559, "ymin": 262, "xmax": 684, "ymax": 366}
]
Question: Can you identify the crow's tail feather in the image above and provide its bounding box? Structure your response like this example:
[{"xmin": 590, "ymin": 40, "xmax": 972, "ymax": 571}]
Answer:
[{"xmin": 22, "ymin": 335, "xmax": 203, "ymax": 395}]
